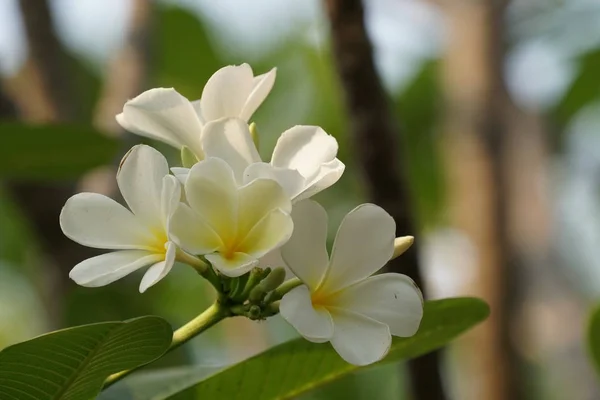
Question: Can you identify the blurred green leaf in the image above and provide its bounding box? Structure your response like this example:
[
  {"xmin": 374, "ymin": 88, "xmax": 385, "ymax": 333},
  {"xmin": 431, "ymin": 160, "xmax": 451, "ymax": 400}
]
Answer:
[
  {"xmin": 99, "ymin": 366, "xmax": 222, "ymax": 400},
  {"xmin": 164, "ymin": 297, "xmax": 488, "ymax": 400},
  {"xmin": 587, "ymin": 304, "xmax": 600, "ymax": 377},
  {"xmin": 155, "ymin": 5, "xmax": 222, "ymax": 98},
  {"xmin": 0, "ymin": 122, "xmax": 118, "ymax": 180},
  {"xmin": 395, "ymin": 60, "xmax": 444, "ymax": 230},
  {"xmin": 0, "ymin": 316, "xmax": 172, "ymax": 400},
  {"xmin": 554, "ymin": 48, "xmax": 600, "ymax": 128}
]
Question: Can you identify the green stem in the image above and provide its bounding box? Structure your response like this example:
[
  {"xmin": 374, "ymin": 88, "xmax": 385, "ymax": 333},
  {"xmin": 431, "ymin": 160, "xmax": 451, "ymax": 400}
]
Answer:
[
  {"xmin": 273, "ymin": 278, "xmax": 303, "ymax": 300},
  {"xmin": 102, "ymin": 302, "xmax": 229, "ymax": 390},
  {"xmin": 176, "ymin": 248, "xmax": 208, "ymax": 273},
  {"xmin": 176, "ymin": 249, "xmax": 221, "ymax": 292}
]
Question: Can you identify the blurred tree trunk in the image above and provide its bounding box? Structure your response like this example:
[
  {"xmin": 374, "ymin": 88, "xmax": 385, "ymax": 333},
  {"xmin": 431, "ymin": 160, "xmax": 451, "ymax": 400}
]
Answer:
[
  {"xmin": 437, "ymin": 1, "xmax": 523, "ymax": 399},
  {"xmin": 324, "ymin": 1, "xmax": 447, "ymax": 399},
  {"xmin": 3, "ymin": 0, "xmax": 153, "ymax": 328}
]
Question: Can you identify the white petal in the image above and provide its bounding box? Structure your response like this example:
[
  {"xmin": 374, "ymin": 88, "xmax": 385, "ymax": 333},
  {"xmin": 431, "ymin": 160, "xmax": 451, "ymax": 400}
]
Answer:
[
  {"xmin": 200, "ymin": 64, "xmax": 254, "ymax": 122},
  {"xmin": 271, "ymin": 126, "xmax": 338, "ymax": 180},
  {"xmin": 238, "ymin": 209, "xmax": 293, "ymax": 258},
  {"xmin": 329, "ymin": 274, "xmax": 423, "ymax": 337},
  {"xmin": 205, "ymin": 252, "xmax": 258, "ymax": 277},
  {"xmin": 329, "ymin": 309, "xmax": 391, "ymax": 366},
  {"xmin": 239, "ymin": 68, "xmax": 276, "ymax": 121},
  {"xmin": 201, "ymin": 118, "xmax": 261, "ymax": 183},
  {"xmin": 169, "ymin": 203, "xmax": 222, "ymax": 254},
  {"xmin": 69, "ymin": 250, "xmax": 162, "ymax": 287},
  {"xmin": 117, "ymin": 88, "xmax": 204, "ymax": 157},
  {"xmin": 117, "ymin": 145, "xmax": 169, "ymax": 230},
  {"xmin": 323, "ymin": 204, "xmax": 395, "ymax": 293},
  {"xmin": 238, "ymin": 178, "xmax": 291, "ymax": 235},
  {"xmin": 185, "ymin": 158, "xmax": 238, "ymax": 239},
  {"xmin": 139, "ymin": 241, "xmax": 177, "ymax": 293},
  {"xmin": 170, "ymin": 167, "xmax": 189, "ymax": 184},
  {"xmin": 160, "ymin": 175, "xmax": 182, "ymax": 225},
  {"xmin": 60, "ymin": 193, "xmax": 154, "ymax": 250},
  {"xmin": 243, "ymin": 162, "xmax": 306, "ymax": 200},
  {"xmin": 294, "ymin": 158, "xmax": 345, "ymax": 202},
  {"xmin": 280, "ymin": 285, "xmax": 334, "ymax": 342},
  {"xmin": 281, "ymin": 200, "xmax": 329, "ymax": 290}
]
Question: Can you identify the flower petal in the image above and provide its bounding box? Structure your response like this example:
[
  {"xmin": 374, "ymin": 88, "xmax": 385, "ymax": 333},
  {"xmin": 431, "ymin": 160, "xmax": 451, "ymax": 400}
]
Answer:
[
  {"xmin": 202, "ymin": 118, "xmax": 261, "ymax": 183},
  {"xmin": 200, "ymin": 64, "xmax": 254, "ymax": 122},
  {"xmin": 329, "ymin": 274, "xmax": 423, "ymax": 337},
  {"xmin": 160, "ymin": 175, "xmax": 182, "ymax": 225},
  {"xmin": 243, "ymin": 162, "xmax": 306, "ymax": 200},
  {"xmin": 139, "ymin": 241, "xmax": 177, "ymax": 293},
  {"xmin": 169, "ymin": 203, "xmax": 222, "ymax": 255},
  {"xmin": 205, "ymin": 252, "xmax": 258, "ymax": 277},
  {"xmin": 185, "ymin": 158, "xmax": 238, "ymax": 239},
  {"xmin": 323, "ymin": 204, "xmax": 395, "ymax": 293},
  {"xmin": 281, "ymin": 200, "xmax": 329, "ymax": 290},
  {"xmin": 329, "ymin": 309, "xmax": 391, "ymax": 366},
  {"xmin": 170, "ymin": 167, "xmax": 189, "ymax": 184},
  {"xmin": 238, "ymin": 208, "xmax": 293, "ymax": 258},
  {"xmin": 271, "ymin": 126, "xmax": 338, "ymax": 180},
  {"xmin": 280, "ymin": 285, "xmax": 334, "ymax": 342},
  {"xmin": 294, "ymin": 158, "xmax": 345, "ymax": 202},
  {"xmin": 60, "ymin": 193, "xmax": 154, "ymax": 250},
  {"xmin": 239, "ymin": 68, "xmax": 276, "ymax": 122},
  {"xmin": 69, "ymin": 250, "xmax": 162, "ymax": 287},
  {"xmin": 117, "ymin": 88, "xmax": 204, "ymax": 157},
  {"xmin": 117, "ymin": 145, "xmax": 169, "ymax": 230},
  {"xmin": 238, "ymin": 178, "xmax": 291, "ymax": 235}
]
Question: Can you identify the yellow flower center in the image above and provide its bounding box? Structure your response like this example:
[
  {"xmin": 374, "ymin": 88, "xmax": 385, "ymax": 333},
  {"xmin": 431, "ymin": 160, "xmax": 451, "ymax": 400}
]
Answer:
[{"xmin": 147, "ymin": 228, "xmax": 169, "ymax": 255}]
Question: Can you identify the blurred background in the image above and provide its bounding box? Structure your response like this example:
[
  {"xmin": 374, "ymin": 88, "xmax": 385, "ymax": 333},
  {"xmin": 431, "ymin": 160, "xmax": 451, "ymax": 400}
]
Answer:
[{"xmin": 1, "ymin": 0, "xmax": 600, "ymax": 399}]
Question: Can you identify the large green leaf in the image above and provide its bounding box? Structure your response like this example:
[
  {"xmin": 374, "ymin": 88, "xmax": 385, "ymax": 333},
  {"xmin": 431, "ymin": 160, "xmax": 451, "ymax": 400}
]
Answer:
[
  {"xmin": 587, "ymin": 304, "xmax": 600, "ymax": 376},
  {"xmin": 0, "ymin": 122, "xmax": 118, "ymax": 180},
  {"xmin": 98, "ymin": 366, "xmax": 223, "ymax": 400},
  {"xmin": 0, "ymin": 316, "xmax": 172, "ymax": 400},
  {"xmin": 143, "ymin": 297, "xmax": 487, "ymax": 400}
]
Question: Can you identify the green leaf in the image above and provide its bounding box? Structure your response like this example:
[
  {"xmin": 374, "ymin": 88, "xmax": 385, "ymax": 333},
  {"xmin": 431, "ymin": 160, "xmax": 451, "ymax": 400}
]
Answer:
[
  {"xmin": 155, "ymin": 5, "xmax": 223, "ymax": 98},
  {"xmin": 98, "ymin": 366, "xmax": 223, "ymax": 400},
  {"xmin": 0, "ymin": 316, "xmax": 172, "ymax": 400},
  {"xmin": 554, "ymin": 48, "xmax": 600, "ymax": 127},
  {"xmin": 0, "ymin": 122, "xmax": 118, "ymax": 180},
  {"xmin": 587, "ymin": 304, "xmax": 600, "ymax": 376},
  {"xmin": 166, "ymin": 297, "xmax": 489, "ymax": 400}
]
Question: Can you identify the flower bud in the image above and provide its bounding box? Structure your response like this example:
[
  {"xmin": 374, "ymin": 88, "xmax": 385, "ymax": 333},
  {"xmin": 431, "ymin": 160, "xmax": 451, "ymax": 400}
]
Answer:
[
  {"xmin": 181, "ymin": 145, "xmax": 199, "ymax": 168},
  {"xmin": 249, "ymin": 122, "xmax": 259, "ymax": 148},
  {"xmin": 391, "ymin": 236, "xmax": 414, "ymax": 260}
]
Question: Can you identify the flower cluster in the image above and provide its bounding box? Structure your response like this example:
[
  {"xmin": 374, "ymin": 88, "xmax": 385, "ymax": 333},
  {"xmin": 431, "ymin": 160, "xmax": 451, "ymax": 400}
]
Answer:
[{"xmin": 60, "ymin": 64, "xmax": 423, "ymax": 366}]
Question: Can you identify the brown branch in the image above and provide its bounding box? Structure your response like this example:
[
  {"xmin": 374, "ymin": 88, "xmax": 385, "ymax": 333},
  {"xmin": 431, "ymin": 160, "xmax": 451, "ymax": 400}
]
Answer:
[
  {"xmin": 324, "ymin": 1, "xmax": 447, "ymax": 399},
  {"xmin": 94, "ymin": 0, "xmax": 153, "ymax": 135},
  {"xmin": 19, "ymin": 0, "xmax": 77, "ymax": 121},
  {"xmin": 6, "ymin": 0, "xmax": 89, "ymax": 327}
]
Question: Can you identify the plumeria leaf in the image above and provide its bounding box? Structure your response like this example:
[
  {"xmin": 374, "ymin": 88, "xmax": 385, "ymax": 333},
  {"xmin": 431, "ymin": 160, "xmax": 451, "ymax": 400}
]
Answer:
[
  {"xmin": 117, "ymin": 297, "xmax": 488, "ymax": 400},
  {"xmin": 0, "ymin": 316, "xmax": 172, "ymax": 400},
  {"xmin": 98, "ymin": 366, "xmax": 223, "ymax": 400},
  {"xmin": 587, "ymin": 304, "xmax": 600, "ymax": 376},
  {"xmin": 0, "ymin": 122, "xmax": 118, "ymax": 180}
]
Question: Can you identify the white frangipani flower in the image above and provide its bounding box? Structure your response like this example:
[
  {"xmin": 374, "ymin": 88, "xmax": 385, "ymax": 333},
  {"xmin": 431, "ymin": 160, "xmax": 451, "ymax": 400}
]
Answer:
[
  {"xmin": 279, "ymin": 200, "xmax": 423, "ymax": 366},
  {"xmin": 115, "ymin": 64, "xmax": 276, "ymax": 160},
  {"xmin": 172, "ymin": 118, "xmax": 345, "ymax": 202},
  {"xmin": 169, "ymin": 157, "xmax": 293, "ymax": 277},
  {"xmin": 60, "ymin": 145, "xmax": 181, "ymax": 293}
]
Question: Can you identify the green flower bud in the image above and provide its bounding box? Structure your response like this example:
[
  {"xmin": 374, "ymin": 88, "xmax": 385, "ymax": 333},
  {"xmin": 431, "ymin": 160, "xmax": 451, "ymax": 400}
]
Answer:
[
  {"xmin": 248, "ymin": 305, "xmax": 261, "ymax": 320},
  {"xmin": 249, "ymin": 122, "xmax": 259, "ymax": 149},
  {"xmin": 181, "ymin": 146, "xmax": 199, "ymax": 168}
]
